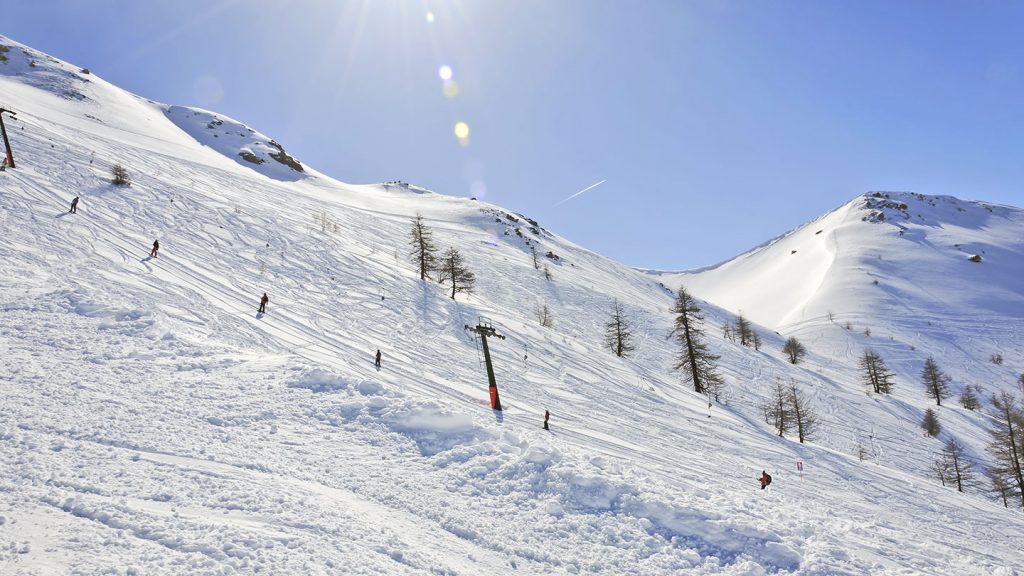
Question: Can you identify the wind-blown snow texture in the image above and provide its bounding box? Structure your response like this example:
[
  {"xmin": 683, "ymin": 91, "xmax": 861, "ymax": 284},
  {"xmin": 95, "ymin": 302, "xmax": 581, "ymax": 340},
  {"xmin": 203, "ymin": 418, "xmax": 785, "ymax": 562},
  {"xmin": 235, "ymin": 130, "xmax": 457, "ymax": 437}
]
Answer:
[{"xmin": 2, "ymin": 35, "xmax": 1023, "ymax": 575}]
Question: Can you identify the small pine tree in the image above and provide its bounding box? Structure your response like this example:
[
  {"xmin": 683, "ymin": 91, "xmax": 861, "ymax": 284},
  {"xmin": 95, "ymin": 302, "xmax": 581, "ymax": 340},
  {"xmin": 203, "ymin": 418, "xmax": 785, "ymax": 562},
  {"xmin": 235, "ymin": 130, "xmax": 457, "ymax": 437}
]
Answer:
[
  {"xmin": 937, "ymin": 437, "xmax": 977, "ymax": 493},
  {"xmin": 736, "ymin": 314, "xmax": 755, "ymax": 347},
  {"xmin": 437, "ymin": 247, "xmax": 476, "ymax": 300},
  {"xmin": 765, "ymin": 381, "xmax": 791, "ymax": 437},
  {"xmin": 986, "ymin": 467, "xmax": 1013, "ymax": 508},
  {"xmin": 921, "ymin": 408, "xmax": 941, "ymax": 437},
  {"xmin": 752, "ymin": 331, "xmax": 762, "ymax": 351},
  {"xmin": 536, "ymin": 303, "xmax": 554, "ymax": 328},
  {"xmin": 111, "ymin": 163, "xmax": 131, "ymax": 186},
  {"xmin": 543, "ymin": 264, "xmax": 553, "ymax": 281},
  {"xmin": 604, "ymin": 300, "xmax": 635, "ymax": 358},
  {"xmin": 931, "ymin": 457, "xmax": 951, "ymax": 488},
  {"xmin": 860, "ymin": 349, "xmax": 895, "ymax": 394},
  {"xmin": 788, "ymin": 382, "xmax": 818, "ymax": 444},
  {"xmin": 958, "ymin": 385, "xmax": 981, "ymax": 411},
  {"xmin": 409, "ymin": 213, "xmax": 439, "ymax": 281},
  {"xmin": 671, "ymin": 287, "xmax": 724, "ymax": 400},
  {"xmin": 313, "ymin": 210, "xmax": 337, "ymax": 233},
  {"xmin": 1018, "ymin": 373, "xmax": 1024, "ymax": 396},
  {"xmin": 855, "ymin": 442, "xmax": 870, "ymax": 462},
  {"xmin": 920, "ymin": 357, "xmax": 952, "ymax": 406},
  {"xmin": 531, "ymin": 245, "xmax": 540, "ymax": 270},
  {"xmin": 782, "ymin": 337, "xmax": 807, "ymax": 364}
]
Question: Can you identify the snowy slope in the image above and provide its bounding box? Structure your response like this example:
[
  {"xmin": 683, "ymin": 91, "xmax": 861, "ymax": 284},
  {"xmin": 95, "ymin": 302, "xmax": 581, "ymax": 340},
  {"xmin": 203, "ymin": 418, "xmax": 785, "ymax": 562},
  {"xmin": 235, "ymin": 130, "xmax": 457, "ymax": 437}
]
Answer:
[
  {"xmin": 2, "ymin": 35, "xmax": 1023, "ymax": 575},
  {"xmin": 655, "ymin": 192, "xmax": 1024, "ymax": 472}
]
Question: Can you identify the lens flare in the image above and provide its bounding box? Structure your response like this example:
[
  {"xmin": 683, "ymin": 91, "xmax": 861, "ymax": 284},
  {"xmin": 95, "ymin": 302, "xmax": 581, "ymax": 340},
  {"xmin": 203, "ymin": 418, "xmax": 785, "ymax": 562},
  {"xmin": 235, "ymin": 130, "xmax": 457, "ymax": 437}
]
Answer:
[
  {"xmin": 483, "ymin": 229, "xmax": 499, "ymax": 246},
  {"xmin": 470, "ymin": 180, "xmax": 487, "ymax": 198},
  {"xmin": 425, "ymin": 11, "xmax": 435, "ymax": 23},
  {"xmin": 454, "ymin": 121, "xmax": 470, "ymax": 140},
  {"xmin": 438, "ymin": 65, "xmax": 453, "ymax": 81},
  {"xmin": 442, "ymin": 80, "xmax": 459, "ymax": 98}
]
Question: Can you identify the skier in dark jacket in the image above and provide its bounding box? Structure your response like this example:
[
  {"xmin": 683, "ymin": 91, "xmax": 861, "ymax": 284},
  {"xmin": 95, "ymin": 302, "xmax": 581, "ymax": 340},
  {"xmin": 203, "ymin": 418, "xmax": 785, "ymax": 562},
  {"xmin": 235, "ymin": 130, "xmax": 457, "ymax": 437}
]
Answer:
[
  {"xmin": 70, "ymin": 196, "xmax": 79, "ymax": 213},
  {"xmin": 759, "ymin": 470, "xmax": 772, "ymax": 490},
  {"xmin": 543, "ymin": 409, "xmax": 550, "ymax": 430},
  {"xmin": 150, "ymin": 239, "xmax": 160, "ymax": 258},
  {"xmin": 258, "ymin": 292, "xmax": 269, "ymax": 314},
  {"xmin": 375, "ymin": 349, "xmax": 382, "ymax": 368}
]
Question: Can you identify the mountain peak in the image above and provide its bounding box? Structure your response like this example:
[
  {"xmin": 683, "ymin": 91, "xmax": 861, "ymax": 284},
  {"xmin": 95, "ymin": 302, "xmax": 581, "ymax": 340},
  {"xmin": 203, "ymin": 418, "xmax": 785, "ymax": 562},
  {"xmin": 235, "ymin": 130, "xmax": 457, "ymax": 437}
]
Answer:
[
  {"xmin": 661, "ymin": 191, "xmax": 1024, "ymax": 329},
  {"xmin": 857, "ymin": 190, "xmax": 1013, "ymax": 227}
]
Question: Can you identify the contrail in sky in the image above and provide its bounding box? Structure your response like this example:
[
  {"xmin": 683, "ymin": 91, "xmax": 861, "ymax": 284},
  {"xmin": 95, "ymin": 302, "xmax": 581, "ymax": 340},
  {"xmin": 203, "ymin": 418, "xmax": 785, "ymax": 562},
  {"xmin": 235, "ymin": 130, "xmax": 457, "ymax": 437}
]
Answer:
[{"xmin": 554, "ymin": 179, "xmax": 607, "ymax": 207}]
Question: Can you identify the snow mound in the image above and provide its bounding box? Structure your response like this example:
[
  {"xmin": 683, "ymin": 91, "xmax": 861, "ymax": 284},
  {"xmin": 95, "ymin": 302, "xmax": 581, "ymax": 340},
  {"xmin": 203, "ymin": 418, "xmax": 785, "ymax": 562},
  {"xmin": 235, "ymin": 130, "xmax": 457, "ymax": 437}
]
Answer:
[
  {"xmin": 287, "ymin": 369, "xmax": 349, "ymax": 393},
  {"xmin": 381, "ymin": 402, "xmax": 485, "ymax": 456}
]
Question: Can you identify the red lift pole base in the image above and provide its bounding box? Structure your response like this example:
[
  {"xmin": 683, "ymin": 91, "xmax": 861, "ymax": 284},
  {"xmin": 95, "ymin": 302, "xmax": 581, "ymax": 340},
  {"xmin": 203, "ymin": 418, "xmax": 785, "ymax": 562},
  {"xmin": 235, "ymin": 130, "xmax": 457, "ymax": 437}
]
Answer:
[{"xmin": 489, "ymin": 385, "xmax": 502, "ymax": 411}]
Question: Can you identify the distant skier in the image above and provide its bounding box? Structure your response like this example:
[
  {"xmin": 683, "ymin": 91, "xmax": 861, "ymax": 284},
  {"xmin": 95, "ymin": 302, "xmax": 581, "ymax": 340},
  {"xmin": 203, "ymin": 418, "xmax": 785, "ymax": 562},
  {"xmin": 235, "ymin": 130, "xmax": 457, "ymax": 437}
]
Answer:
[
  {"xmin": 69, "ymin": 196, "xmax": 79, "ymax": 213},
  {"xmin": 375, "ymin": 349, "xmax": 382, "ymax": 369},
  {"xmin": 258, "ymin": 292, "xmax": 269, "ymax": 314},
  {"xmin": 543, "ymin": 409, "xmax": 550, "ymax": 430},
  {"xmin": 759, "ymin": 470, "xmax": 772, "ymax": 490},
  {"xmin": 150, "ymin": 239, "xmax": 160, "ymax": 258}
]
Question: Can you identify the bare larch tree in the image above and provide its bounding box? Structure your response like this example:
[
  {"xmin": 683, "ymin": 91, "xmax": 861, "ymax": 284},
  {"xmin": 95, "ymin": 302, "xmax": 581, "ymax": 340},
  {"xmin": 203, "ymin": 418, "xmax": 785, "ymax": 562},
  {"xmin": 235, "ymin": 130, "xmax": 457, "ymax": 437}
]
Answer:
[
  {"xmin": 985, "ymin": 391, "xmax": 1024, "ymax": 509},
  {"xmin": 437, "ymin": 247, "xmax": 476, "ymax": 300},
  {"xmin": 921, "ymin": 356, "xmax": 952, "ymax": 406},
  {"xmin": 860, "ymin": 349, "xmax": 894, "ymax": 394},
  {"xmin": 409, "ymin": 213, "xmax": 439, "ymax": 281},
  {"xmin": 671, "ymin": 287, "xmax": 723, "ymax": 399},
  {"xmin": 783, "ymin": 337, "xmax": 807, "ymax": 364},
  {"xmin": 604, "ymin": 300, "xmax": 635, "ymax": 358}
]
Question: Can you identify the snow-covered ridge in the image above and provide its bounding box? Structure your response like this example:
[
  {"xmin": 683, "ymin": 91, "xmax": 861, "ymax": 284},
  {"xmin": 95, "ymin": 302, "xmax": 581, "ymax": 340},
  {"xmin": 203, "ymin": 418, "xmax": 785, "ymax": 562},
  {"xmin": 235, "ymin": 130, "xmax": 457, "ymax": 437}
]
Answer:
[
  {"xmin": 0, "ymin": 34, "xmax": 310, "ymax": 182},
  {"xmin": 164, "ymin": 106, "xmax": 308, "ymax": 182},
  {"xmin": 0, "ymin": 35, "xmax": 93, "ymax": 103},
  {"xmin": 2, "ymin": 34, "xmax": 1024, "ymax": 574},
  {"xmin": 659, "ymin": 190, "xmax": 1024, "ymax": 328}
]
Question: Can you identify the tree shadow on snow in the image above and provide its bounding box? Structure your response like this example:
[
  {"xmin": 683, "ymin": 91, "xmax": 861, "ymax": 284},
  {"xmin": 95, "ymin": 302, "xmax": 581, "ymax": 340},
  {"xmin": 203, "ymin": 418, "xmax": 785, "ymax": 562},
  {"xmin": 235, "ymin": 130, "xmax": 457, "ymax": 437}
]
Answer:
[{"xmin": 417, "ymin": 280, "xmax": 432, "ymax": 321}]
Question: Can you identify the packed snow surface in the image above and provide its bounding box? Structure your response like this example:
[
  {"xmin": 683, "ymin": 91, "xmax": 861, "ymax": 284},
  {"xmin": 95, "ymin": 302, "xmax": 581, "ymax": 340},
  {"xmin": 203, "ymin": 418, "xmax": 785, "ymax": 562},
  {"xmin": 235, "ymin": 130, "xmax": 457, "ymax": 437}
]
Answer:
[{"xmin": 2, "ymin": 35, "xmax": 1023, "ymax": 575}]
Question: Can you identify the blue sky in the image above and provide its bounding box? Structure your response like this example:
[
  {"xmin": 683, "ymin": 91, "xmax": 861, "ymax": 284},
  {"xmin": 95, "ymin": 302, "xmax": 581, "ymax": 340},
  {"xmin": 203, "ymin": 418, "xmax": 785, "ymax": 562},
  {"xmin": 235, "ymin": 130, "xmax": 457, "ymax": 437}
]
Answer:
[{"xmin": 5, "ymin": 0, "xmax": 1023, "ymax": 269}]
